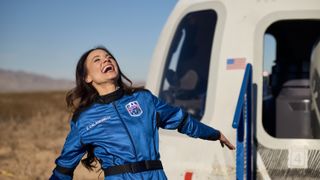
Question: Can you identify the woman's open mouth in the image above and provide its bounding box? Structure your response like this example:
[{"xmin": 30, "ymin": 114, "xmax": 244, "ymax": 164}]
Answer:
[{"xmin": 101, "ymin": 64, "xmax": 113, "ymax": 73}]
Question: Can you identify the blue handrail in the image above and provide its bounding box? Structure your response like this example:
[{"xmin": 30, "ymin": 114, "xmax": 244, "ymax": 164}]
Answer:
[{"xmin": 232, "ymin": 64, "xmax": 253, "ymax": 180}]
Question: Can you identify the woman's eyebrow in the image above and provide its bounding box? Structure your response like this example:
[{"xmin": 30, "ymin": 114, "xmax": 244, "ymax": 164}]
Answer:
[{"xmin": 91, "ymin": 55, "xmax": 100, "ymax": 60}]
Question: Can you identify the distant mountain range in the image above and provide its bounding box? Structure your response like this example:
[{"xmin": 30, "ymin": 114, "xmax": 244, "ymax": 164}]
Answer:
[
  {"xmin": 0, "ymin": 68, "xmax": 145, "ymax": 93},
  {"xmin": 0, "ymin": 69, "xmax": 75, "ymax": 92}
]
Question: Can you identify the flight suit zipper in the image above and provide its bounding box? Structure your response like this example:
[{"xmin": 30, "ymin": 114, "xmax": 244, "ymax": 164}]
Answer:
[
  {"xmin": 112, "ymin": 102, "xmax": 139, "ymax": 161},
  {"xmin": 112, "ymin": 101, "xmax": 145, "ymax": 180}
]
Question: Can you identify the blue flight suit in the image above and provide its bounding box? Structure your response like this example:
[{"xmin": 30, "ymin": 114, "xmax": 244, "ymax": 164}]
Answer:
[{"xmin": 50, "ymin": 88, "xmax": 220, "ymax": 179}]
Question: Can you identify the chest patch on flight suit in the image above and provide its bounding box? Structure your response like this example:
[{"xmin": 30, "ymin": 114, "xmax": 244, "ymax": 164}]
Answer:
[{"xmin": 125, "ymin": 101, "xmax": 143, "ymax": 117}]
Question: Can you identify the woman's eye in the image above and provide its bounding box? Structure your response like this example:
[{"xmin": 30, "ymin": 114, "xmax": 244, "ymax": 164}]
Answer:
[
  {"xmin": 106, "ymin": 55, "xmax": 112, "ymax": 59},
  {"xmin": 94, "ymin": 58, "xmax": 100, "ymax": 63}
]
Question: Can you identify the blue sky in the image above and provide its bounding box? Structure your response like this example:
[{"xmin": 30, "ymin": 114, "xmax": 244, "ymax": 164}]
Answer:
[
  {"xmin": 0, "ymin": 1, "xmax": 177, "ymax": 81},
  {"xmin": 0, "ymin": 0, "xmax": 276, "ymax": 82}
]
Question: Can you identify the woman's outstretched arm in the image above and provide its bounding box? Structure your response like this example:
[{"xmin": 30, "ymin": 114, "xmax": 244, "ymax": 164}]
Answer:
[
  {"xmin": 150, "ymin": 91, "xmax": 235, "ymax": 150},
  {"xmin": 50, "ymin": 120, "xmax": 86, "ymax": 180}
]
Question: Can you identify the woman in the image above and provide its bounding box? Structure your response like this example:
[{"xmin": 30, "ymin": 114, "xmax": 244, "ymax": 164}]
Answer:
[{"xmin": 50, "ymin": 46, "xmax": 235, "ymax": 180}]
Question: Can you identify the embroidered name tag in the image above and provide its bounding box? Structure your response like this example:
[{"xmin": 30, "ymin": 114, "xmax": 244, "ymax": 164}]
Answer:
[
  {"xmin": 86, "ymin": 116, "xmax": 111, "ymax": 131},
  {"xmin": 125, "ymin": 101, "xmax": 143, "ymax": 117}
]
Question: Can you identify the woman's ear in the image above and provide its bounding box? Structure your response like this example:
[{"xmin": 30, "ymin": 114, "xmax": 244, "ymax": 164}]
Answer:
[{"xmin": 85, "ymin": 75, "xmax": 92, "ymax": 83}]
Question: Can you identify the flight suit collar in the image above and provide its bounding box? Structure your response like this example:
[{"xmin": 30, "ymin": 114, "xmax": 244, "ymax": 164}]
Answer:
[{"xmin": 95, "ymin": 87, "xmax": 124, "ymax": 104}]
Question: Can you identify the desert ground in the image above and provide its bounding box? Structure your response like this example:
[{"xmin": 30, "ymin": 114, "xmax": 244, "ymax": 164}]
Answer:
[{"xmin": 0, "ymin": 91, "xmax": 102, "ymax": 180}]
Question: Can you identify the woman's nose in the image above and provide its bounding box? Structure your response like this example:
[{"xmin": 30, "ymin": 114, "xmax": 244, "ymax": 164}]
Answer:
[
  {"xmin": 103, "ymin": 56, "xmax": 111, "ymax": 63},
  {"xmin": 105, "ymin": 56, "xmax": 112, "ymax": 62}
]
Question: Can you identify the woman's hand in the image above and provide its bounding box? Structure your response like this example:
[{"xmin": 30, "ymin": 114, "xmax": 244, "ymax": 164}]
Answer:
[{"xmin": 219, "ymin": 132, "xmax": 235, "ymax": 150}]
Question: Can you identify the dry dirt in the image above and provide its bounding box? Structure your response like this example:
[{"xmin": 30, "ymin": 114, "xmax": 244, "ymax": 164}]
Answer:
[{"xmin": 0, "ymin": 91, "xmax": 103, "ymax": 180}]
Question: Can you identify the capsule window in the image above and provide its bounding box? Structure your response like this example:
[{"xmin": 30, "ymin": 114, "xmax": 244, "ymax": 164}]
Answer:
[{"xmin": 159, "ymin": 10, "xmax": 217, "ymax": 120}]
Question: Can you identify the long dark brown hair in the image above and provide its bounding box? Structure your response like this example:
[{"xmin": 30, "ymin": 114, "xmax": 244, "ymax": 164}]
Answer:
[{"xmin": 66, "ymin": 46, "xmax": 143, "ymax": 171}]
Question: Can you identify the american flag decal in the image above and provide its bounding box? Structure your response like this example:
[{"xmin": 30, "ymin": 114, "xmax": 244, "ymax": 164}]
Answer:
[{"xmin": 226, "ymin": 58, "xmax": 246, "ymax": 70}]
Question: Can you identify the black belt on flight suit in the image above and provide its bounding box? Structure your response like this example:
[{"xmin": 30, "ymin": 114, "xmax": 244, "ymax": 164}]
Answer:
[{"xmin": 103, "ymin": 160, "xmax": 163, "ymax": 176}]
